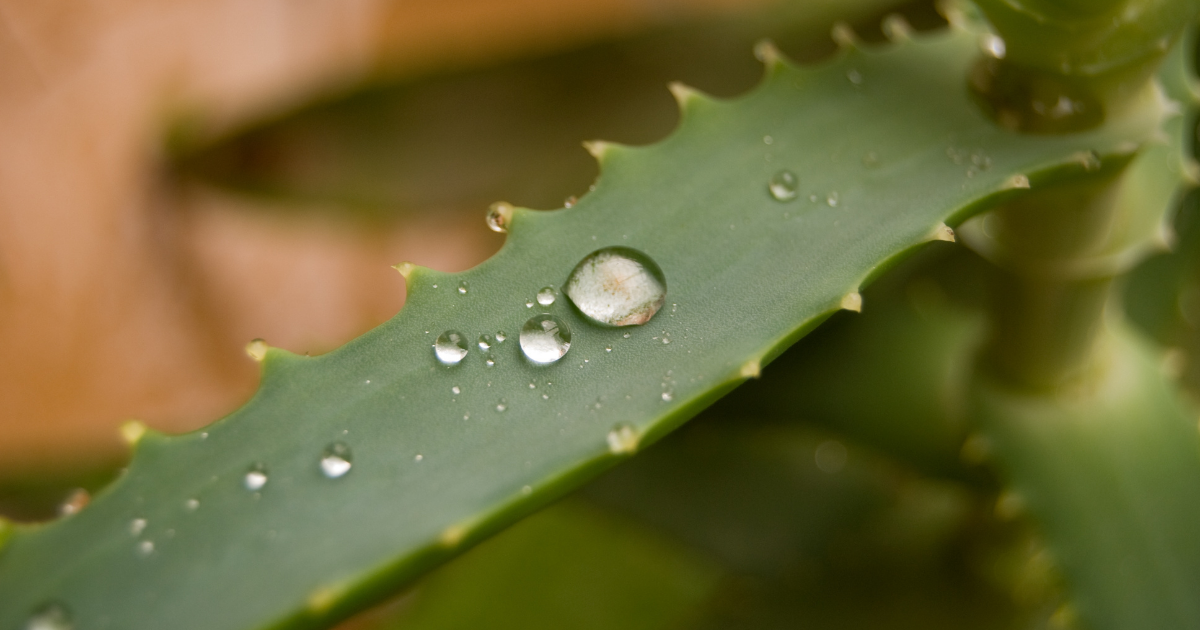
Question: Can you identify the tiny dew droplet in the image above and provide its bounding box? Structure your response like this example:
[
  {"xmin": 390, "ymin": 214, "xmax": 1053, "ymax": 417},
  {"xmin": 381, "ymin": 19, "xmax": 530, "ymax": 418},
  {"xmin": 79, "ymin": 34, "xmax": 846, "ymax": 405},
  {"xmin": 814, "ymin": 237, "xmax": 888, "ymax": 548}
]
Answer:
[
  {"xmin": 137, "ymin": 540, "xmax": 154, "ymax": 557},
  {"xmin": 25, "ymin": 601, "xmax": 73, "ymax": 630},
  {"xmin": 525, "ymin": 301, "xmax": 534, "ymax": 308},
  {"xmin": 826, "ymin": 191, "xmax": 839, "ymax": 207},
  {"xmin": 320, "ymin": 442, "xmax": 353, "ymax": 479},
  {"xmin": 536, "ymin": 286, "xmax": 557, "ymax": 306},
  {"xmin": 185, "ymin": 498, "xmax": 199, "ymax": 512},
  {"xmin": 847, "ymin": 69, "xmax": 863, "ymax": 85},
  {"xmin": 605, "ymin": 345, "xmax": 613, "ymax": 352},
  {"xmin": 478, "ymin": 333, "xmax": 493, "ymax": 351},
  {"xmin": 451, "ymin": 386, "xmax": 461, "ymax": 395},
  {"xmin": 496, "ymin": 399, "xmax": 508, "ymax": 412},
  {"xmin": 767, "ymin": 170, "xmax": 798, "ymax": 201},
  {"xmin": 486, "ymin": 201, "xmax": 512, "ymax": 233},
  {"xmin": 58, "ymin": 488, "xmax": 90, "ymax": 516},
  {"xmin": 564, "ymin": 247, "xmax": 667, "ymax": 327},
  {"xmin": 414, "ymin": 454, "xmax": 423, "ymax": 462},
  {"xmin": 434, "ymin": 331, "xmax": 469, "ymax": 365},
  {"xmin": 520, "ymin": 314, "xmax": 572, "ymax": 364},
  {"xmin": 484, "ymin": 353, "xmax": 496, "ymax": 367},
  {"xmin": 244, "ymin": 463, "xmax": 268, "ymax": 491},
  {"xmin": 661, "ymin": 391, "xmax": 674, "ymax": 402},
  {"xmin": 130, "ymin": 518, "xmax": 147, "ymax": 536},
  {"xmin": 495, "ymin": 331, "xmax": 507, "ymax": 343},
  {"xmin": 457, "ymin": 281, "xmax": 468, "ymax": 295}
]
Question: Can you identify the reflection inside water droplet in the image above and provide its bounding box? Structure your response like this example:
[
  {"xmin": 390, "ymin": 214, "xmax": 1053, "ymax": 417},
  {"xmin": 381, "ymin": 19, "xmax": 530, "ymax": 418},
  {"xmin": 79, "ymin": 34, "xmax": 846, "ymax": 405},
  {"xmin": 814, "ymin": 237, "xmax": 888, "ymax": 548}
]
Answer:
[
  {"xmin": 768, "ymin": 170, "xmax": 798, "ymax": 201},
  {"xmin": 434, "ymin": 331, "xmax": 469, "ymax": 365},
  {"xmin": 536, "ymin": 286, "xmax": 557, "ymax": 306},
  {"xmin": 320, "ymin": 442, "xmax": 353, "ymax": 479},
  {"xmin": 520, "ymin": 315, "xmax": 572, "ymax": 364},
  {"xmin": 486, "ymin": 202, "xmax": 512, "ymax": 233},
  {"xmin": 244, "ymin": 464, "xmax": 268, "ymax": 491},
  {"xmin": 564, "ymin": 247, "xmax": 666, "ymax": 327}
]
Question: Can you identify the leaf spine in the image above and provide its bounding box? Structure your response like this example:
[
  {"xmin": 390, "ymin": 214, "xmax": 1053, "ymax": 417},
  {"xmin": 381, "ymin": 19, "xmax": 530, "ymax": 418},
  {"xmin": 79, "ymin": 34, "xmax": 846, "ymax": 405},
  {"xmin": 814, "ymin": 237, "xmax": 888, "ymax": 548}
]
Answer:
[
  {"xmin": 930, "ymin": 223, "xmax": 956, "ymax": 242},
  {"xmin": 667, "ymin": 81, "xmax": 702, "ymax": 109},
  {"xmin": 607, "ymin": 424, "xmax": 640, "ymax": 455},
  {"xmin": 830, "ymin": 22, "xmax": 860, "ymax": 50},
  {"xmin": 739, "ymin": 359, "xmax": 761, "ymax": 379},
  {"xmin": 306, "ymin": 582, "xmax": 346, "ymax": 613},
  {"xmin": 392, "ymin": 262, "xmax": 416, "ymax": 279},
  {"xmin": 245, "ymin": 338, "xmax": 269, "ymax": 362},
  {"xmin": 840, "ymin": 292, "xmax": 863, "ymax": 312},
  {"xmin": 440, "ymin": 523, "xmax": 467, "ymax": 547},
  {"xmin": 1004, "ymin": 174, "xmax": 1031, "ymax": 189},
  {"xmin": 936, "ymin": 0, "xmax": 972, "ymax": 32},
  {"xmin": 753, "ymin": 39, "xmax": 784, "ymax": 71},
  {"xmin": 120, "ymin": 420, "xmax": 147, "ymax": 446},
  {"xmin": 582, "ymin": 140, "xmax": 612, "ymax": 161},
  {"xmin": 881, "ymin": 14, "xmax": 914, "ymax": 42}
]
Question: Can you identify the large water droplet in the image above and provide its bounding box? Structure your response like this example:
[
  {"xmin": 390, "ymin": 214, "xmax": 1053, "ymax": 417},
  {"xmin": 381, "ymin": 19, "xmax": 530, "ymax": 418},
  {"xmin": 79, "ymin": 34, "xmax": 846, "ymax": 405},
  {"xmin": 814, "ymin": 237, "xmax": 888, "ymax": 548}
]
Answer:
[
  {"xmin": 536, "ymin": 286, "xmax": 557, "ymax": 306},
  {"xmin": 767, "ymin": 170, "xmax": 798, "ymax": 201},
  {"xmin": 320, "ymin": 442, "xmax": 353, "ymax": 479},
  {"xmin": 486, "ymin": 202, "xmax": 512, "ymax": 233},
  {"xmin": 25, "ymin": 602, "xmax": 73, "ymax": 630},
  {"xmin": 563, "ymin": 247, "xmax": 666, "ymax": 327},
  {"xmin": 434, "ymin": 331, "xmax": 469, "ymax": 365},
  {"xmin": 244, "ymin": 463, "xmax": 268, "ymax": 491},
  {"xmin": 520, "ymin": 315, "xmax": 571, "ymax": 364}
]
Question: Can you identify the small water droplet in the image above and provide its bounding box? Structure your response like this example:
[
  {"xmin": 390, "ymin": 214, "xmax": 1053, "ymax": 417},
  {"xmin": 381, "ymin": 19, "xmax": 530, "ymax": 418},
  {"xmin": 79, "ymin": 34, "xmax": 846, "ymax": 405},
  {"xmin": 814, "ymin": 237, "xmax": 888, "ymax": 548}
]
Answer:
[
  {"xmin": 484, "ymin": 353, "xmax": 496, "ymax": 367},
  {"xmin": 244, "ymin": 463, "xmax": 268, "ymax": 491},
  {"xmin": 525, "ymin": 301, "xmax": 534, "ymax": 308},
  {"xmin": 320, "ymin": 442, "xmax": 352, "ymax": 479},
  {"xmin": 452, "ymin": 386, "xmax": 461, "ymax": 395},
  {"xmin": 58, "ymin": 489, "xmax": 90, "ymax": 516},
  {"xmin": 130, "ymin": 518, "xmax": 147, "ymax": 536},
  {"xmin": 826, "ymin": 191, "xmax": 839, "ymax": 207},
  {"xmin": 496, "ymin": 399, "xmax": 508, "ymax": 412},
  {"xmin": 414, "ymin": 454, "xmax": 423, "ymax": 462},
  {"xmin": 564, "ymin": 247, "xmax": 667, "ymax": 327},
  {"xmin": 767, "ymin": 170, "xmax": 799, "ymax": 201},
  {"xmin": 434, "ymin": 331, "xmax": 469, "ymax": 365},
  {"xmin": 520, "ymin": 314, "xmax": 572, "ymax": 364},
  {"xmin": 457, "ymin": 281, "xmax": 468, "ymax": 295},
  {"xmin": 528, "ymin": 382, "xmax": 537, "ymax": 389},
  {"xmin": 477, "ymin": 333, "xmax": 493, "ymax": 351},
  {"xmin": 495, "ymin": 331, "xmax": 507, "ymax": 343},
  {"xmin": 25, "ymin": 602, "xmax": 73, "ymax": 630},
  {"xmin": 201, "ymin": 432, "xmax": 208, "ymax": 439},
  {"xmin": 661, "ymin": 391, "xmax": 674, "ymax": 402},
  {"xmin": 605, "ymin": 345, "xmax": 612, "ymax": 352},
  {"xmin": 185, "ymin": 498, "xmax": 199, "ymax": 512},
  {"xmin": 564, "ymin": 195, "xmax": 577, "ymax": 208},
  {"xmin": 542, "ymin": 393, "xmax": 550, "ymax": 400},
  {"xmin": 486, "ymin": 202, "xmax": 512, "ymax": 233},
  {"xmin": 847, "ymin": 69, "xmax": 863, "ymax": 85},
  {"xmin": 623, "ymin": 332, "xmax": 631, "ymax": 339},
  {"xmin": 536, "ymin": 286, "xmax": 557, "ymax": 306},
  {"xmin": 763, "ymin": 135, "xmax": 773, "ymax": 145},
  {"xmin": 137, "ymin": 540, "xmax": 155, "ymax": 557}
]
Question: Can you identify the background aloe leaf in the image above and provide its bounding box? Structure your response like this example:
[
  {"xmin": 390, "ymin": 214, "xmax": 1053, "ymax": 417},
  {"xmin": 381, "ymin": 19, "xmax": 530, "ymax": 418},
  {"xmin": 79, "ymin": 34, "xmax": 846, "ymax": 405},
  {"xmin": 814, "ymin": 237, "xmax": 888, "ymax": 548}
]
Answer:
[{"xmin": 0, "ymin": 21, "xmax": 1167, "ymax": 630}]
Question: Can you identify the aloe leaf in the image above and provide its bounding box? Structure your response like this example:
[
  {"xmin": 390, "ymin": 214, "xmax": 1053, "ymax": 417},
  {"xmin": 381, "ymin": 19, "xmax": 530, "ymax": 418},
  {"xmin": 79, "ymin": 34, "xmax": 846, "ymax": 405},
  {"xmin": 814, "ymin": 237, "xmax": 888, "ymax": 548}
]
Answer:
[
  {"xmin": 0, "ymin": 22, "xmax": 1168, "ymax": 630},
  {"xmin": 970, "ymin": 327, "xmax": 1200, "ymax": 629}
]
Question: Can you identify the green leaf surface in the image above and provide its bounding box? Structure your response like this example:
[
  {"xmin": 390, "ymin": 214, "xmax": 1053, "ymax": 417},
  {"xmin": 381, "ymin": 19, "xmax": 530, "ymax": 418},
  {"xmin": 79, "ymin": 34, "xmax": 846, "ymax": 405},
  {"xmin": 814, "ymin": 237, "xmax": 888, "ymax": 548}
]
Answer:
[
  {"xmin": 0, "ymin": 22, "xmax": 1167, "ymax": 630},
  {"xmin": 970, "ymin": 326, "xmax": 1200, "ymax": 630}
]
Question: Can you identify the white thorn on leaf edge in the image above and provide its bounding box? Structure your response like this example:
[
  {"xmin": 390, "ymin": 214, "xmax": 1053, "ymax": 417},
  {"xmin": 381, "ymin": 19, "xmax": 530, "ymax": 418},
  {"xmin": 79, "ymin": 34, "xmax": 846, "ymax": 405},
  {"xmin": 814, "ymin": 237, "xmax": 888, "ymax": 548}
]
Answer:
[
  {"xmin": 930, "ymin": 223, "xmax": 956, "ymax": 242},
  {"xmin": 667, "ymin": 81, "xmax": 701, "ymax": 107},
  {"xmin": 120, "ymin": 420, "xmax": 147, "ymax": 445},
  {"xmin": 1004, "ymin": 174, "xmax": 1030, "ymax": 189},
  {"xmin": 882, "ymin": 14, "xmax": 914, "ymax": 42},
  {"xmin": 583, "ymin": 140, "xmax": 612, "ymax": 160},
  {"xmin": 753, "ymin": 40, "xmax": 783, "ymax": 67},
  {"xmin": 440, "ymin": 524, "xmax": 468, "ymax": 547},
  {"xmin": 840, "ymin": 292, "xmax": 863, "ymax": 312},
  {"xmin": 740, "ymin": 359, "xmax": 761, "ymax": 379}
]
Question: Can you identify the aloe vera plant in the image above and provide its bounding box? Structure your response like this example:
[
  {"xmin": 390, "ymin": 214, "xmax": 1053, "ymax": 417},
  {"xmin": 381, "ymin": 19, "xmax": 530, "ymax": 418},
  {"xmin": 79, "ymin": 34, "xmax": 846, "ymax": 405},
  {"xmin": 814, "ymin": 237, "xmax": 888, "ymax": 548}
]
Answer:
[{"xmin": 3, "ymin": 0, "xmax": 1200, "ymax": 629}]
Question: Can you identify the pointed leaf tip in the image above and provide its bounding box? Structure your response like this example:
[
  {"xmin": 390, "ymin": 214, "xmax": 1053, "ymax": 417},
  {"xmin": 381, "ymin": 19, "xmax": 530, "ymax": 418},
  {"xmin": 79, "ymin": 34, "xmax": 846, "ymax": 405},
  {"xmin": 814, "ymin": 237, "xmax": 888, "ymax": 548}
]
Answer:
[
  {"xmin": 120, "ymin": 420, "xmax": 147, "ymax": 446},
  {"xmin": 930, "ymin": 223, "xmax": 956, "ymax": 242},
  {"xmin": 840, "ymin": 292, "xmax": 863, "ymax": 312}
]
